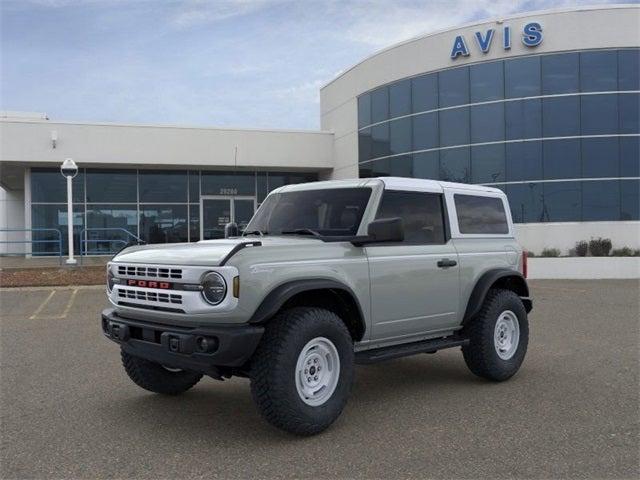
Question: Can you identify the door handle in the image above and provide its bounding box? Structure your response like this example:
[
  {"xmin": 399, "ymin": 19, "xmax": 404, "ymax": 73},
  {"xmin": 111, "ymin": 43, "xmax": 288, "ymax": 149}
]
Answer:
[{"xmin": 437, "ymin": 258, "xmax": 457, "ymax": 268}]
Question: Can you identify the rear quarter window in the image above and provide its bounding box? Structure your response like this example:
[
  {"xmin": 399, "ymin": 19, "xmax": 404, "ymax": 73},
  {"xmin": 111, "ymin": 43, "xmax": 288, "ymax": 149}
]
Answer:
[{"xmin": 454, "ymin": 194, "xmax": 509, "ymax": 234}]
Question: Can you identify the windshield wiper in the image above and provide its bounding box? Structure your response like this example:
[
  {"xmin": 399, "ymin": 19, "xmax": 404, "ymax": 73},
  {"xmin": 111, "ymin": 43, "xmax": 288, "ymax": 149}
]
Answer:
[
  {"xmin": 280, "ymin": 228, "xmax": 322, "ymax": 238},
  {"xmin": 243, "ymin": 230, "xmax": 267, "ymax": 237}
]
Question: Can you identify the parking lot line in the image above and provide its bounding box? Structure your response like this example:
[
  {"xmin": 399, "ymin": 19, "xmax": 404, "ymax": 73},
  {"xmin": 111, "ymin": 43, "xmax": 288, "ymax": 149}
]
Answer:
[
  {"xmin": 54, "ymin": 288, "xmax": 78, "ymax": 319},
  {"xmin": 28, "ymin": 290, "xmax": 56, "ymax": 320}
]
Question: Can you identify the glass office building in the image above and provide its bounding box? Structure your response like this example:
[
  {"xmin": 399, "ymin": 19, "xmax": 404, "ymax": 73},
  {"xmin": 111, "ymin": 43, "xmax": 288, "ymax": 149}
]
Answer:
[
  {"xmin": 356, "ymin": 48, "xmax": 639, "ymax": 223},
  {"xmin": 29, "ymin": 169, "xmax": 316, "ymax": 255}
]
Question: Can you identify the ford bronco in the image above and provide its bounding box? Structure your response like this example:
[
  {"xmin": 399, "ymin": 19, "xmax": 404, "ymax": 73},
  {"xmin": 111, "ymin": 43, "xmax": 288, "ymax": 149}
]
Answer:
[{"xmin": 102, "ymin": 177, "xmax": 532, "ymax": 435}]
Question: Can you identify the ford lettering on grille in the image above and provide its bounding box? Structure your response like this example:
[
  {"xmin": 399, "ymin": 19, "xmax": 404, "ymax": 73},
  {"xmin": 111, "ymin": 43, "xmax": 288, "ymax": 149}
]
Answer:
[{"xmin": 126, "ymin": 279, "xmax": 172, "ymax": 289}]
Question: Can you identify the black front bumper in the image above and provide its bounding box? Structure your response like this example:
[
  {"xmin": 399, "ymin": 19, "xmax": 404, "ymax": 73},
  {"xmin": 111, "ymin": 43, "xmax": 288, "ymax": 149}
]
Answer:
[{"xmin": 101, "ymin": 308, "xmax": 264, "ymax": 375}]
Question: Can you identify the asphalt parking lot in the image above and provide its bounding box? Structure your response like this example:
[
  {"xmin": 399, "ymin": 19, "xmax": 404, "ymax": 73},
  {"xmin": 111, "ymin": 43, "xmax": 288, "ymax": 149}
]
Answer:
[{"xmin": 1, "ymin": 280, "xmax": 638, "ymax": 479}]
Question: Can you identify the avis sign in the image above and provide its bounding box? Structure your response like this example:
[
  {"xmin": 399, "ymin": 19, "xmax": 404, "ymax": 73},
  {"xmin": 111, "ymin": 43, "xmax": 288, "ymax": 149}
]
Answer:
[{"xmin": 450, "ymin": 22, "xmax": 543, "ymax": 59}]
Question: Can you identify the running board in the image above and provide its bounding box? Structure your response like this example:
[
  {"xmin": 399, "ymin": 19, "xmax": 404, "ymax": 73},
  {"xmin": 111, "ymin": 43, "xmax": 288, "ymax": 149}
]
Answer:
[{"xmin": 355, "ymin": 336, "xmax": 469, "ymax": 365}]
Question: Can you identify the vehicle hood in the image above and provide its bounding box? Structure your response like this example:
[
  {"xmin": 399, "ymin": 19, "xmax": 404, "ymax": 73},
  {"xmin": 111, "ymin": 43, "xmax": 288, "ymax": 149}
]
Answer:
[{"xmin": 112, "ymin": 236, "xmax": 323, "ymax": 266}]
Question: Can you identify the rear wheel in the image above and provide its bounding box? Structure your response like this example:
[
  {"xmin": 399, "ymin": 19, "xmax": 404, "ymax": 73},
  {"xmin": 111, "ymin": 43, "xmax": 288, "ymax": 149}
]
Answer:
[
  {"xmin": 250, "ymin": 307, "xmax": 354, "ymax": 436},
  {"xmin": 121, "ymin": 349, "xmax": 203, "ymax": 395},
  {"xmin": 462, "ymin": 289, "xmax": 529, "ymax": 381}
]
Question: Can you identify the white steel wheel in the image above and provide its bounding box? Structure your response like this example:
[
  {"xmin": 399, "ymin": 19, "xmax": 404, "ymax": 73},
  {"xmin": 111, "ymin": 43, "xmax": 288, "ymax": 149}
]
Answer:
[
  {"xmin": 295, "ymin": 337, "xmax": 340, "ymax": 407},
  {"xmin": 494, "ymin": 310, "xmax": 520, "ymax": 360}
]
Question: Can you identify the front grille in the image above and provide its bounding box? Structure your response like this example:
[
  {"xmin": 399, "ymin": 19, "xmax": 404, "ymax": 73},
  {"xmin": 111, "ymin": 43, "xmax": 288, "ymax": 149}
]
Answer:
[
  {"xmin": 117, "ymin": 287, "xmax": 183, "ymax": 305},
  {"xmin": 117, "ymin": 265, "xmax": 182, "ymax": 279}
]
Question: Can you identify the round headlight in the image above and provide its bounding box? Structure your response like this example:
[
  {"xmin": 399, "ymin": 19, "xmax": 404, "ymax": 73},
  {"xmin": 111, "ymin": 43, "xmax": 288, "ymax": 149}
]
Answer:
[
  {"xmin": 107, "ymin": 266, "xmax": 115, "ymax": 293},
  {"xmin": 201, "ymin": 272, "xmax": 227, "ymax": 305}
]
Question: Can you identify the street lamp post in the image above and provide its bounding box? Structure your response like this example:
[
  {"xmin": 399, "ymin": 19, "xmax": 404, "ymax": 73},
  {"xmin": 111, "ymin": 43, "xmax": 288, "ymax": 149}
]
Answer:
[{"xmin": 60, "ymin": 158, "xmax": 78, "ymax": 265}]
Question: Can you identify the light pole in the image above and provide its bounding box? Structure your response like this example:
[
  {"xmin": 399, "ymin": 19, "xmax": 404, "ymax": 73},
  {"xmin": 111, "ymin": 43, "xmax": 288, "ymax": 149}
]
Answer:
[{"xmin": 60, "ymin": 158, "xmax": 78, "ymax": 265}]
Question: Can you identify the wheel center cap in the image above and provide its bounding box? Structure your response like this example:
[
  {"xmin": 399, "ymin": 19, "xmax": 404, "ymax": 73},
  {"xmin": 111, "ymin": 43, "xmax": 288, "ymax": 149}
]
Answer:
[{"xmin": 309, "ymin": 366, "xmax": 316, "ymax": 375}]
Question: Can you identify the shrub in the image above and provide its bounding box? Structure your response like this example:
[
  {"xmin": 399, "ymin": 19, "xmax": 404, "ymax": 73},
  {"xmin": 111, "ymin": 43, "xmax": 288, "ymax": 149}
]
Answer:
[
  {"xmin": 540, "ymin": 248, "xmax": 561, "ymax": 257},
  {"xmin": 574, "ymin": 241, "xmax": 589, "ymax": 257},
  {"xmin": 526, "ymin": 250, "xmax": 536, "ymax": 258},
  {"xmin": 634, "ymin": 249, "xmax": 640, "ymax": 257},
  {"xmin": 611, "ymin": 247, "xmax": 634, "ymax": 256},
  {"xmin": 589, "ymin": 237, "xmax": 612, "ymax": 257}
]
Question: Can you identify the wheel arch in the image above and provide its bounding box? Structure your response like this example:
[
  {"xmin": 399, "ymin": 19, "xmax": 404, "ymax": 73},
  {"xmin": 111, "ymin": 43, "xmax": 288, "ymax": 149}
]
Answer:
[
  {"xmin": 463, "ymin": 269, "xmax": 531, "ymax": 324},
  {"xmin": 248, "ymin": 279, "xmax": 367, "ymax": 341}
]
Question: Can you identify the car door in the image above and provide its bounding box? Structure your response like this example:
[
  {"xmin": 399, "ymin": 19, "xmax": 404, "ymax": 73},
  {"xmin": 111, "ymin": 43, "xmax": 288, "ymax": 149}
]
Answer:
[{"xmin": 366, "ymin": 189, "xmax": 460, "ymax": 342}]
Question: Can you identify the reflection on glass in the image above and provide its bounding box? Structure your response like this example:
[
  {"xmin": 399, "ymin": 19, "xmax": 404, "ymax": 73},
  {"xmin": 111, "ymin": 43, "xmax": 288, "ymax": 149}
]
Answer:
[
  {"xmin": 31, "ymin": 204, "xmax": 84, "ymax": 255},
  {"xmin": 583, "ymin": 181, "xmax": 620, "ymax": 221},
  {"xmin": 439, "ymin": 108, "xmax": 469, "ymax": 147},
  {"xmin": 412, "ymin": 73, "xmax": 438, "ymax": 113},
  {"xmin": 390, "ymin": 117, "xmax": 412, "ymax": 155},
  {"xmin": 202, "ymin": 172, "xmax": 255, "ymax": 196},
  {"xmin": 86, "ymin": 205, "xmax": 138, "ymax": 254},
  {"xmin": 580, "ymin": 51, "xmax": 617, "ymax": 92},
  {"xmin": 189, "ymin": 204, "xmax": 199, "ymax": 242},
  {"xmin": 470, "ymin": 103, "xmax": 504, "ymax": 143},
  {"xmin": 390, "ymin": 79, "xmax": 411, "ymax": 118},
  {"xmin": 412, "ymin": 112, "xmax": 438, "ymax": 151},
  {"xmin": 371, "ymin": 86, "xmax": 389, "ymax": 123},
  {"xmin": 581, "ymin": 94, "xmax": 618, "ymax": 135},
  {"xmin": 371, "ymin": 123, "xmax": 390, "ymax": 158},
  {"xmin": 413, "ymin": 151, "xmax": 439, "ymax": 180},
  {"xmin": 139, "ymin": 170, "xmax": 188, "ymax": 203},
  {"xmin": 620, "ymin": 180, "xmax": 640, "ymax": 220},
  {"xmin": 543, "ymin": 139, "xmax": 581, "ymax": 180},
  {"xmin": 542, "ymin": 97, "xmax": 580, "ymax": 137},
  {"xmin": 139, "ymin": 205, "xmax": 188, "ymax": 244},
  {"xmin": 31, "ymin": 169, "xmax": 85, "ymax": 203},
  {"xmin": 505, "ymin": 99, "xmax": 541, "ymax": 140},
  {"xmin": 470, "ymin": 61, "xmax": 504, "ymax": 102},
  {"xmin": 543, "ymin": 182, "xmax": 581, "ymax": 222},
  {"xmin": 581, "ymin": 137, "xmax": 619, "ymax": 178},
  {"xmin": 359, "ymin": 128, "xmax": 372, "ymax": 162},
  {"xmin": 506, "ymin": 183, "xmax": 543, "ymax": 223},
  {"xmin": 620, "ymin": 137, "xmax": 640, "ymax": 177},
  {"xmin": 618, "ymin": 49, "xmax": 640, "ymax": 91},
  {"xmin": 471, "ymin": 144, "xmax": 505, "ymax": 183},
  {"xmin": 506, "ymin": 142, "xmax": 543, "ymax": 182},
  {"xmin": 505, "ymin": 56, "xmax": 541, "ymax": 98},
  {"xmin": 440, "ymin": 147, "xmax": 470, "ymax": 183},
  {"xmin": 619, "ymin": 93, "xmax": 639, "ymax": 134},
  {"xmin": 358, "ymin": 94, "xmax": 371, "ymax": 128},
  {"xmin": 86, "ymin": 170, "xmax": 137, "ymax": 203},
  {"xmin": 439, "ymin": 67, "xmax": 469, "ymax": 108},
  {"xmin": 542, "ymin": 52, "xmax": 579, "ymax": 94}
]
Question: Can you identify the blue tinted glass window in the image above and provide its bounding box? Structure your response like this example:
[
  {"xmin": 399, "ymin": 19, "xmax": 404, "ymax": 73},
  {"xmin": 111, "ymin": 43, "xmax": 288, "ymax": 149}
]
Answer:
[
  {"xmin": 202, "ymin": 172, "xmax": 255, "ymax": 196},
  {"xmin": 412, "ymin": 112, "xmax": 438, "ymax": 151},
  {"xmin": 440, "ymin": 147, "xmax": 470, "ymax": 183},
  {"xmin": 267, "ymin": 173, "xmax": 317, "ymax": 192},
  {"xmin": 358, "ymin": 94, "xmax": 371, "ymax": 128},
  {"xmin": 412, "ymin": 73, "xmax": 438, "ymax": 112},
  {"xmin": 439, "ymin": 67, "xmax": 469, "ymax": 107},
  {"xmin": 371, "ymin": 123, "xmax": 390, "ymax": 158},
  {"xmin": 470, "ymin": 61, "xmax": 504, "ymax": 102},
  {"xmin": 359, "ymin": 164, "xmax": 374, "ymax": 178},
  {"xmin": 621, "ymin": 179, "xmax": 640, "ymax": 220},
  {"xmin": 580, "ymin": 51, "xmax": 618, "ymax": 92},
  {"xmin": 506, "ymin": 141, "xmax": 543, "ymax": 182},
  {"xmin": 389, "ymin": 117, "xmax": 412, "ymax": 155},
  {"xmin": 542, "ymin": 53, "xmax": 579, "ymax": 94},
  {"xmin": 505, "ymin": 99, "xmax": 542, "ymax": 140},
  {"xmin": 359, "ymin": 128, "xmax": 372, "ymax": 162},
  {"xmin": 619, "ymin": 93, "xmax": 639, "ymax": 134},
  {"xmin": 86, "ymin": 169, "xmax": 137, "ymax": 203},
  {"xmin": 618, "ymin": 49, "xmax": 640, "ymax": 91},
  {"xmin": 620, "ymin": 136, "xmax": 640, "ymax": 177},
  {"xmin": 140, "ymin": 205, "xmax": 188, "ymax": 244},
  {"xmin": 86, "ymin": 205, "xmax": 137, "ymax": 233},
  {"xmin": 31, "ymin": 204, "xmax": 84, "ymax": 255},
  {"xmin": 31, "ymin": 168, "xmax": 85, "ymax": 203},
  {"xmin": 389, "ymin": 79, "xmax": 411, "ymax": 118},
  {"xmin": 583, "ymin": 181, "xmax": 620, "ymax": 221},
  {"xmin": 189, "ymin": 204, "xmax": 199, "ymax": 241},
  {"xmin": 506, "ymin": 183, "xmax": 543, "ymax": 223},
  {"xmin": 471, "ymin": 144, "xmax": 505, "ymax": 183},
  {"xmin": 543, "ymin": 182, "xmax": 581, "ymax": 222},
  {"xmin": 369, "ymin": 158, "xmax": 391, "ymax": 177},
  {"xmin": 581, "ymin": 94, "xmax": 618, "ymax": 135},
  {"xmin": 543, "ymin": 97, "xmax": 580, "ymax": 137},
  {"xmin": 413, "ymin": 151, "xmax": 439, "ymax": 179},
  {"xmin": 582, "ymin": 137, "xmax": 619, "ymax": 178},
  {"xmin": 188, "ymin": 171, "xmax": 199, "ymax": 203},
  {"xmin": 256, "ymin": 173, "xmax": 268, "ymax": 203},
  {"xmin": 387, "ymin": 155, "xmax": 413, "ymax": 177},
  {"xmin": 505, "ymin": 56, "xmax": 541, "ymax": 98},
  {"xmin": 470, "ymin": 103, "xmax": 504, "ymax": 143},
  {"xmin": 439, "ymin": 108, "xmax": 469, "ymax": 147},
  {"xmin": 370, "ymin": 87, "xmax": 389, "ymax": 123},
  {"xmin": 544, "ymin": 139, "xmax": 581, "ymax": 179},
  {"xmin": 139, "ymin": 170, "xmax": 187, "ymax": 203}
]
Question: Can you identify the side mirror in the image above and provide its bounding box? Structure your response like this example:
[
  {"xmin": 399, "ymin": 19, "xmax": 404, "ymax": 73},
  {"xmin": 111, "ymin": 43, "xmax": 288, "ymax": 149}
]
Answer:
[
  {"xmin": 353, "ymin": 217, "xmax": 403, "ymax": 246},
  {"xmin": 224, "ymin": 222, "xmax": 239, "ymax": 238}
]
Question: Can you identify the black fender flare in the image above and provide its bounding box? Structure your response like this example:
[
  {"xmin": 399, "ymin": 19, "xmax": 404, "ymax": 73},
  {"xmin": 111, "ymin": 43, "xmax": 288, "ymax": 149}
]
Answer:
[
  {"xmin": 248, "ymin": 279, "xmax": 367, "ymax": 339},
  {"xmin": 463, "ymin": 269, "xmax": 532, "ymax": 323}
]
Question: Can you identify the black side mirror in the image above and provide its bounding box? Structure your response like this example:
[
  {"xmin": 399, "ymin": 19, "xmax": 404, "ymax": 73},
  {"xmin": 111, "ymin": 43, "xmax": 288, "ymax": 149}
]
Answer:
[
  {"xmin": 224, "ymin": 222, "xmax": 239, "ymax": 238},
  {"xmin": 353, "ymin": 217, "xmax": 403, "ymax": 245}
]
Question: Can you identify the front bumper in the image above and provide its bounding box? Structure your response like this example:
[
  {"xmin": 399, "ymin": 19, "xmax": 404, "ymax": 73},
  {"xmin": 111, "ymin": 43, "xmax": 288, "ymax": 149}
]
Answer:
[{"xmin": 101, "ymin": 308, "xmax": 264, "ymax": 374}]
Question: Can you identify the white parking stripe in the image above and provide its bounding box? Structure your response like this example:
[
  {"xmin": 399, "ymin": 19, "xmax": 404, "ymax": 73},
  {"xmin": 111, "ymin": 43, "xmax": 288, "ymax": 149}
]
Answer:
[{"xmin": 29, "ymin": 290, "xmax": 56, "ymax": 320}]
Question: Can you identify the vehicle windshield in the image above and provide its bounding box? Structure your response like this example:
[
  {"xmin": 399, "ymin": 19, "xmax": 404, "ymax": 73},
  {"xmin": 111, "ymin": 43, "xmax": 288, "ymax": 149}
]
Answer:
[{"xmin": 244, "ymin": 187, "xmax": 372, "ymax": 237}]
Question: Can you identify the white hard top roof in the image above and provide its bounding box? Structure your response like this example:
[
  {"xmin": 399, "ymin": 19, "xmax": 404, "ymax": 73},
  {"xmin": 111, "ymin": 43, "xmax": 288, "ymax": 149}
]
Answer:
[{"xmin": 277, "ymin": 177, "xmax": 504, "ymax": 195}]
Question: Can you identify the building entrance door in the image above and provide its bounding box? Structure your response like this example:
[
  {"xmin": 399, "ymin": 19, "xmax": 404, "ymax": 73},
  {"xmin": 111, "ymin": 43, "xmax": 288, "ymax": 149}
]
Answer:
[{"xmin": 200, "ymin": 196, "xmax": 256, "ymax": 240}]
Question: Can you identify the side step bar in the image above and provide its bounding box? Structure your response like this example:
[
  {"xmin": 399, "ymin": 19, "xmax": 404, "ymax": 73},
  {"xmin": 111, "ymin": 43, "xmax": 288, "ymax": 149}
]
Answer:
[{"xmin": 355, "ymin": 335, "xmax": 469, "ymax": 365}]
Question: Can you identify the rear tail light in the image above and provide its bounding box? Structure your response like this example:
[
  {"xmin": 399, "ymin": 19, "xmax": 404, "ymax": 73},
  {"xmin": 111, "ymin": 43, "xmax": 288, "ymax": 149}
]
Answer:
[{"xmin": 522, "ymin": 250, "xmax": 528, "ymax": 279}]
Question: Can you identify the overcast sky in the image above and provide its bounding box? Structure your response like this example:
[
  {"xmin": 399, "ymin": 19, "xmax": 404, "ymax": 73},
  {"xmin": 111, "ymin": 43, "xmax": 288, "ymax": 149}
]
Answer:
[{"xmin": 0, "ymin": 0, "xmax": 630, "ymax": 129}]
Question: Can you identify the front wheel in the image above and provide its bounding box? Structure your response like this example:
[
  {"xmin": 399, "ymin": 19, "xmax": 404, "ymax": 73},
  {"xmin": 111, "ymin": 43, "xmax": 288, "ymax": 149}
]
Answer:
[
  {"xmin": 250, "ymin": 307, "xmax": 354, "ymax": 436},
  {"xmin": 121, "ymin": 349, "xmax": 203, "ymax": 395},
  {"xmin": 462, "ymin": 289, "xmax": 529, "ymax": 381}
]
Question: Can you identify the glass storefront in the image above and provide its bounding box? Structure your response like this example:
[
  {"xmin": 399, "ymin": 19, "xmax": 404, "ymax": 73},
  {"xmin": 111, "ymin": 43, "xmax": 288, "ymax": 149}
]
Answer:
[
  {"xmin": 31, "ymin": 168, "xmax": 317, "ymax": 254},
  {"xmin": 357, "ymin": 48, "xmax": 640, "ymax": 223}
]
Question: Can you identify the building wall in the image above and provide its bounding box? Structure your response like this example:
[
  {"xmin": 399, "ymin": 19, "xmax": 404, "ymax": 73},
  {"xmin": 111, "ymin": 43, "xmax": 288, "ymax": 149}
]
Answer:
[
  {"xmin": 0, "ymin": 120, "xmax": 334, "ymax": 171},
  {"xmin": 321, "ymin": 5, "xmax": 640, "ymax": 179},
  {"xmin": 0, "ymin": 186, "xmax": 26, "ymax": 254}
]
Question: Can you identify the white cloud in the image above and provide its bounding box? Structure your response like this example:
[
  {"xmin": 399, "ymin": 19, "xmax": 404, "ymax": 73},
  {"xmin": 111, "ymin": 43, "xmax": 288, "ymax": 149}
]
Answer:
[{"xmin": 170, "ymin": 0, "xmax": 284, "ymax": 28}]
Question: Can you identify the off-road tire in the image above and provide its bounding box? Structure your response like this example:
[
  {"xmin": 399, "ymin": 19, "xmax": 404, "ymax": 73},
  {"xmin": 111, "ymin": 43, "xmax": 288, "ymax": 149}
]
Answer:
[
  {"xmin": 462, "ymin": 288, "xmax": 529, "ymax": 381},
  {"xmin": 121, "ymin": 349, "xmax": 203, "ymax": 395},
  {"xmin": 250, "ymin": 307, "xmax": 354, "ymax": 436}
]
